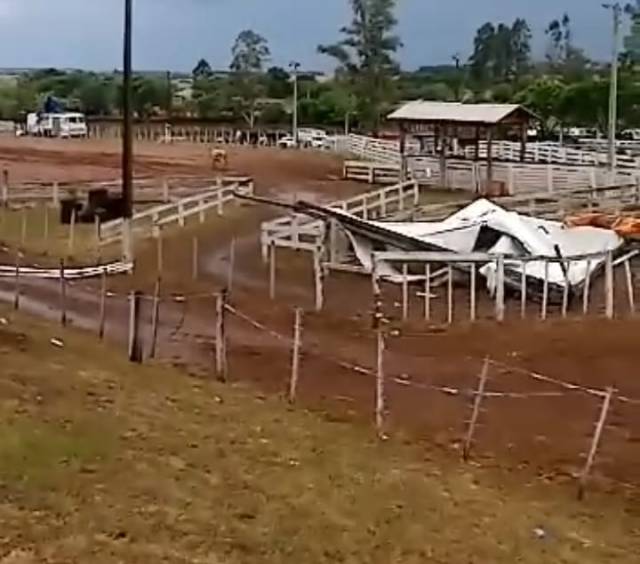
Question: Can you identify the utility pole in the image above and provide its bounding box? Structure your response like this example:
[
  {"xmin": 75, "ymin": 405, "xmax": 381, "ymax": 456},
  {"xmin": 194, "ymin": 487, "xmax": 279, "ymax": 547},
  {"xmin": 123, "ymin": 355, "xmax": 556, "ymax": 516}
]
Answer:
[
  {"xmin": 290, "ymin": 61, "xmax": 300, "ymax": 147},
  {"xmin": 122, "ymin": 0, "xmax": 134, "ymax": 260},
  {"xmin": 452, "ymin": 53, "xmax": 462, "ymax": 101},
  {"xmin": 604, "ymin": 2, "xmax": 622, "ymax": 172}
]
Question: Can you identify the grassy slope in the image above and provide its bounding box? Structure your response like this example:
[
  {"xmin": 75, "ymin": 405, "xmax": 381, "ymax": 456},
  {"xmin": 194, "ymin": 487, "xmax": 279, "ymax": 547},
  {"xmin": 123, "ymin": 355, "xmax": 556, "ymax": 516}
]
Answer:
[{"xmin": 0, "ymin": 308, "xmax": 638, "ymax": 564}]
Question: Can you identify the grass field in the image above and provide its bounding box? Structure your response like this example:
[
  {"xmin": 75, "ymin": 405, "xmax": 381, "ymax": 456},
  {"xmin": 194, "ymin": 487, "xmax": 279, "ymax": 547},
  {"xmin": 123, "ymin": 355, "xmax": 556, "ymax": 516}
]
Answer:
[{"xmin": 0, "ymin": 309, "xmax": 638, "ymax": 563}]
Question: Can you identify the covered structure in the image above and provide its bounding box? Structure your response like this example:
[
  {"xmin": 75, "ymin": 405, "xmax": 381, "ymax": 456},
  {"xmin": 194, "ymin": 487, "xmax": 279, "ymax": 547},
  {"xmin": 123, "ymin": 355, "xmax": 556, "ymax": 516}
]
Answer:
[{"xmin": 387, "ymin": 101, "xmax": 537, "ymax": 191}]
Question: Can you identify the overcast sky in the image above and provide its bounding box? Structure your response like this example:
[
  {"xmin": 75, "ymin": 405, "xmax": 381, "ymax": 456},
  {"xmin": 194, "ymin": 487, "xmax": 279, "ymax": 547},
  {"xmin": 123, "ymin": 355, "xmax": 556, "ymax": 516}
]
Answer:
[{"xmin": 0, "ymin": 0, "xmax": 626, "ymax": 72}]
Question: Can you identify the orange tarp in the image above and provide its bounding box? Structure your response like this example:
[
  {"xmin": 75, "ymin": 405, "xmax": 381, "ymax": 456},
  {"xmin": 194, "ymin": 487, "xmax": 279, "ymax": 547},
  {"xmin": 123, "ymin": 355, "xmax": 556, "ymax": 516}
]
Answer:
[{"xmin": 564, "ymin": 212, "xmax": 640, "ymax": 237}]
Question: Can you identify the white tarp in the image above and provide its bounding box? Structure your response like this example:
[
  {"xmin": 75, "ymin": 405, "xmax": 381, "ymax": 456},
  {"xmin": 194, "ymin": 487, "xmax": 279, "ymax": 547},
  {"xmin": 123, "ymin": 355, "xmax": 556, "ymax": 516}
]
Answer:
[{"xmin": 331, "ymin": 198, "xmax": 623, "ymax": 293}]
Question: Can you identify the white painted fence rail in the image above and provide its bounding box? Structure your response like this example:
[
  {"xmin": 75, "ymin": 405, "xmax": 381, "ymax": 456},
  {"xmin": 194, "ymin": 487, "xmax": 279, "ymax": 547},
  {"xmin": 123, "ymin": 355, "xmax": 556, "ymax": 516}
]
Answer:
[
  {"xmin": 0, "ymin": 260, "xmax": 133, "ymax": 279},
  {"xmin": 260, "ymin": 180, "xmax": 420, "ymax": 256},
  {"xmin": 100, "ymin": 178, "xmax": 254, "ymax": 245}
]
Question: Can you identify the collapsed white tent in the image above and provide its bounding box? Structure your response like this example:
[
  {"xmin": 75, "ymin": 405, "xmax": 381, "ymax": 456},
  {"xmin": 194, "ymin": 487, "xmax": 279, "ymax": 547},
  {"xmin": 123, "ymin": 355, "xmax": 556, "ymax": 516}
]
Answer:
[{"xmin": 312, "ymin": 198, "xmax": 624, "ymax": 297}]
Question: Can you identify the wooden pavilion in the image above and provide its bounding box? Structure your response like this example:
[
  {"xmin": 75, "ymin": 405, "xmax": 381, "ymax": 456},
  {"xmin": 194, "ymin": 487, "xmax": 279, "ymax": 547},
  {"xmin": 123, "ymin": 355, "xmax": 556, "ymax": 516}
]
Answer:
[{"xmin": 387, "ymin": 101, "xmax": 537, "ymax": 189}]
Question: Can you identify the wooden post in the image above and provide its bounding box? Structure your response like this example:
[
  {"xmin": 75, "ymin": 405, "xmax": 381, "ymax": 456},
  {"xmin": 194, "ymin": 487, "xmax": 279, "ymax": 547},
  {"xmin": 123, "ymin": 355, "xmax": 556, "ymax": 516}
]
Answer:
[
  {"xmin": 424, "ymin": 263, "xmax": 431, "ymax": 321},
  {"xmin": 128, "ymin": 291, "xmax": 143, "ymax": 363},
  {"xmin": 486, "ymin": 127, "xmax": 494, "ymax": 187},
  {"xmin": 447, "ymin": 264, "xmax": 454, "ymax": 324},
  {"xmin": 562, "ymin": 260, "xmax": 570, "ymax": 319},
  {"xmin": 313, "ymin": 247, "xmax": 324, "ymax": 312},
  {"xmin": 178, "ymin": 202, "xmax": 185, "ymax": 227},
  {"xmin": 287, "ymin": 308, "xmax": 303, "ymax": 403},
  {"xmin": 541, "ymin": 260, "xmax": 549, "ymax": 321},
  {"xmin": 583, "ymin": 259, "xmax": 592, "ymax": 315},
  {"xmin": 192, "ymin": 236, "xmax": 199, "ymax": 280},
  {"xmin": 269, "ymin": 243, "xmax": 276, "ymax": 300},
  {"xmin": 495, "ymin": 255, "xmax": 505, "ymax": 322},
  {"xmin": 98, "ymin": 268, "xmax": 107, "ymax": 340},
  {"xmin": 546, "ymin": 164, "xmax": 554, "ymax": 193},
  {"xmin": 149, "ymin": 277, "xmax": 161, "ymax": 359},
  {"xmin": 402, "ymin": 263, "xmax": 409, "ymax": 321},
  {"xmin": 20, "ymin": 207, "xmax": 27, "ymax": 246},
  {"xmin": 94, "ymin": 214, "xmax": 101, "ymax": 246},
  {"xmin": 470, "ymin": 262, "xmax": 477, "ymax": 322},
  {"xmin": 463, "ymin": 357, "xmax": 490, "ymax": 462},
  {"xmin": 156, "ymin": 228, "xmax": 163, "ymax": 275},
  {"xmin": 605, "ymin": 251, "xmax": 614, "ymax": 320},
  {"xmin": 43, "ymin": 205, "xmax": 50, "ymax": 241},
  {"xmin": 1, "ymin": 168, "xmax": 8, "ymax": 207},
  {"xmin": 13, "ymin": 251, "xmax": 20, "ymax": 311},
  {"xmin": 52, "ymin": 181, "xmax": 60, "ymax": 208},
  {"xmin": 215, "ymin": 290, "xmax": 228, "ymax": 382},
  {"xmin": 227, "ymin": 238, "xmax": 236, "ymax": 292},
  {"xmin": 59, "ymin": 259, "xmax": 67, "ymax": 327},
  {"xmin": 162, "ymin": 178, "xmax": 170, "ymax": 203},
  {"xmin": 373, "ymin": 298, "xmax": 386, "ymax": 438},
  {"xmin": 371, "ymin": 253, "xmax": 381, "ymax": 298},
  {"xmin": 577, "ymin": 387, "xmax": 614, "ymax": 500},
  {"xmin": 624, "ymin": 258, "xmax": 635, "ymax": 315},
  {"xmin": 520, "ymin": 260, "xmax": 527, "ymax": 319},
  {"xmin": 67, "ymin": 207, "xmax": 76, "ymax": 257}
]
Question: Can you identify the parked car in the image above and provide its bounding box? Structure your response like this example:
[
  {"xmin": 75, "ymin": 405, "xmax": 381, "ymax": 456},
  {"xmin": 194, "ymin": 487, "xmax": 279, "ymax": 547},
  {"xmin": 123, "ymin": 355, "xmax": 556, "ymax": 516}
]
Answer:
[{"xmin": 277, "ymin": 135, "xmax": 298, "ymax": 149}]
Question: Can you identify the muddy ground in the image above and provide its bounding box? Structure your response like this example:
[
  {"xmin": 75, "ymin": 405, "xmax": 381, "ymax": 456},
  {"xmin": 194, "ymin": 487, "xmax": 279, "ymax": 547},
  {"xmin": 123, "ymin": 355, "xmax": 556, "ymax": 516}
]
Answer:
[{"xmin": 0, "ymin": 136, "xmax": 639, "ymax": 497}]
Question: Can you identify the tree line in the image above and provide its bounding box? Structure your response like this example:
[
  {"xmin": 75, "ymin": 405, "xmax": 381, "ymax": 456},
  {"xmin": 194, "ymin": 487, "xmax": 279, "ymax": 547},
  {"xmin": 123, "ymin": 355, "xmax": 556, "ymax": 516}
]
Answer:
[{"xmin": 2, "ymin": 0, "xmax": 640, "ymax": 135}]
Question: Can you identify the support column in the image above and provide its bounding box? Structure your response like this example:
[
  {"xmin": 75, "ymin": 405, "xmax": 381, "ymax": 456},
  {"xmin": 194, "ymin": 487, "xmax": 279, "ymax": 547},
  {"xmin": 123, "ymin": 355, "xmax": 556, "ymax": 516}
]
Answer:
[
  {"xmin": 520, "ymin": 121, "xmax": 527, "ymax": 162},
  {"xmin": 399, "ymin": 124, "xmax": 408, "ymax": 181},
  {"xmin": 486, "ymin": 127, "xmax": 494, "ymax": 190}
]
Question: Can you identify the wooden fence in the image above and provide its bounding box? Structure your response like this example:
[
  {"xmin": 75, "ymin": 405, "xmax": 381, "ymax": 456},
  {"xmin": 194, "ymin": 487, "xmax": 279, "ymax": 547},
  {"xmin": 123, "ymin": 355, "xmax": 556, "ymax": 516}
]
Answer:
[
  {"xmin": 260, "ymin": 180, "xmax": 420, "ymax": 258},
  {"xmin": 100, "ymin": 178, "xmax": 254, "ymax": 245}
]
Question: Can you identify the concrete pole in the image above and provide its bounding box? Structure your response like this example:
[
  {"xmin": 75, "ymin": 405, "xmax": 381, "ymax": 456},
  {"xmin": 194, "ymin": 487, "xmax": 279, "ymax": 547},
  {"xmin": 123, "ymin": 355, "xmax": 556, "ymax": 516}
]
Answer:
[
  {"xmin": 605, "ymin": 3, "xmax": 622, "ymax": 172},
  {"xmin": 290, "ymin": 61, "xmax": 300, "ymax": 147}
]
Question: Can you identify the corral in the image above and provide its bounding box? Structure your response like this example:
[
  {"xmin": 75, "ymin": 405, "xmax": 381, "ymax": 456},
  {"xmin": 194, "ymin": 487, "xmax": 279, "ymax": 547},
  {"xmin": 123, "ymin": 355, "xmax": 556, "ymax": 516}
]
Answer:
[{"xmin": 1, "ymin": 132, "xmax": 639, "ymax": 504}]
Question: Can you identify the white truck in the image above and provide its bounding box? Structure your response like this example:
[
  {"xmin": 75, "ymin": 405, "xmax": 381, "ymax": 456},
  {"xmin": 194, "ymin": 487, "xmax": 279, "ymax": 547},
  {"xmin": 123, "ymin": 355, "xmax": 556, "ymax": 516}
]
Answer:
[{"xmin": 24, "ymin": 112, "xmax": 88, "ymax": 138}]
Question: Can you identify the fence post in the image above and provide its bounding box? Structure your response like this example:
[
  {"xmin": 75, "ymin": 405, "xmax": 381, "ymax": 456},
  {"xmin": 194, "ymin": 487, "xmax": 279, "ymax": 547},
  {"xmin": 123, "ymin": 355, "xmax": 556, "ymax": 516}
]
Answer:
[
  {"xmin": 287, "ymin": 308, "xmax": 303, "ymax": 404},
  {"xmin": 13, "ymin": 251, "xmax": 20, "ymax": 311},
  {"xmin": 447, "ymin": 264, "xmax": 454, "ymax": 324},
  {"xmin": 128, "ymin": 291, "xmax": 143, "ymax": 363},
  {"xmin": 495, "ymin": 255, "xmax": 505, "ymax": 322},
  {"xmin": 20, "ymin": 207, "xmax": 27, "ymax": 247},
  {"xmin": 98, "ymin": 268, "xmax": 107, "ymax": 339},
  {"xmin": 215, "ymin": 290, "xmax": 228, "ymax": 382},
  {"xmin": 561, "ymin": 260, "xmax": 570, "ymax": 318},
  {"xmin": 520, "ymin": 260, "xmax": 527, "ymax": 319},
  {"xmin": 624, "ymin": 258, "xmax": 635, "ymax": 315},
  {"xmin": 67, "ymin": 207, "xmax": 76, "ymax": 257},
  {"xmin": 269, "ymin": 243, "xmax": 276, "ymax": 300},
  {"xmin": 541, "ymin": 260, "xmax": 549, "ymax": 321},
  {"xmin": 52, "ymin": 181, "xmax": 60, "ymax": 208},
  {"xmin": 373, "ymin": 297, "xmax": 387, "ymax": 438},
  {"xmin": 313, "ymin": 247, "xmax": 324, "ymax": 312},
  {"xmin": 577, "ymin": 387, "xmax": 614, "ymax": 500},
  {"xmin": 424, "ymin": 263, "xmax": 431, "ymax": 321},
  {"xmin": 463, "ymin": 357, "xmax": 490, "ymax": 462},
  {"xmin": 178, "ymin": 201, "xmax": 185, "ymax": 227},
  {"xmin": 149, "ymin": 277, "xmax": 161, "ymax": 359},
  {"xmin": 470, "ymin": 262, "xmax": 477, "ymax": 322},
  {"xmin": 192, "ymin": 236, "xmax": 199, "ymax": 281},
  {"xmin": 156, "ymin": 228, "xmax": 163, "ymax": 276},
  {"xmin": 583, "ymin": 259, "xmax": 592, "ymax": 315},
  {"xmin": 1, "ymin": 168, "xmax": 8, "ymax": 207},
  {"xmin": 402, "ymin": 263, "xmax": 409, "ymax": 321},
  {"xmin": 546, "ymin": 164, "xmax": 554, "ymax": 193},
  {"xmin": 59, "ymin": 259, "xmax": 67, "ymax": 327},
  {"xmin": 605, "ymin": 251, "xmax": 614, "ymax": 320},
  {"xmin": 162, "ymin": 178, "xmax": 170, "ymax": 203}
]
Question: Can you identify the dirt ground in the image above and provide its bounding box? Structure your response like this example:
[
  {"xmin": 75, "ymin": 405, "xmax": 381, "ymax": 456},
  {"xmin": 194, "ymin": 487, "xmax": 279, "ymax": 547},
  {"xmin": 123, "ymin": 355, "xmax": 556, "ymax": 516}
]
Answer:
[{"xmin": 1, "ymin": 136, "xmax": 639, "ymax": 498}]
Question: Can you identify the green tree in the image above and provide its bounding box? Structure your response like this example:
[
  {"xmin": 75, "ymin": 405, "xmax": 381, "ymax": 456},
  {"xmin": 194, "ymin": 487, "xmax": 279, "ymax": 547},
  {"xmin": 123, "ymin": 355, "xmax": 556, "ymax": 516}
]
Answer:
[
  {"xmin": 193, "ymin": 58, "xmax": 213, "ymax": 79},
  {"xmin": 624, "ymin": 2, "xmax": 640, "ymax": 64},
  {"xmin": 318, "ymin": 0, "xmax": 402, "ymax": 133},
  {"xmin": 77, "ymin": 78, "xmax": 115, "ymax": 115},
  {"xmin": 265, "ymin": 66, "xmax": 291, "ymax": 99},
  {"xmin": 515, "ymin": 77, "xmax": 567, "ymax": 136},
  {"xmin": 229, "ymin": 30, "xmax": 271, "ymax": 127}
]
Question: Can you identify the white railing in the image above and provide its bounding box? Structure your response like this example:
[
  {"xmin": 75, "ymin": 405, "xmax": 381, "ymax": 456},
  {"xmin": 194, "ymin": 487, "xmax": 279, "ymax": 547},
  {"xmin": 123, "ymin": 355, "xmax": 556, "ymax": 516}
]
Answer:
[
  {"xmin": 260, "ymin": 180, "xmax": 420, "ymax": 256},
  {"xmin": 100, "ymin": 178, "xmax": 254, "ymax": 245}
]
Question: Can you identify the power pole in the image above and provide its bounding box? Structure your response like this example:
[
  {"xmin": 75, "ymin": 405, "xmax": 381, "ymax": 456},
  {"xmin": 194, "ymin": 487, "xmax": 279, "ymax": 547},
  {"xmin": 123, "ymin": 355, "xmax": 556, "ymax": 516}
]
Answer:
[
  {"xmin": 122, "ymin": 0, "xmax": 134, "ymax": 260},
  {"xmin": 290, "ymin": 61, "xmax": 300, "ymax": 147},
  {"xmin": 604, "ymin": 2, "xmax": 622, "ymax": 172}
]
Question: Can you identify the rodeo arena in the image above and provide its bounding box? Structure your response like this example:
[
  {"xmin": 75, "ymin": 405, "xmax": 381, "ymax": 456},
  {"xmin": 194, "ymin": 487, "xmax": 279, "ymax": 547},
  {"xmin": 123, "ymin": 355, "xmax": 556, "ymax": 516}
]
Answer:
[{"xmin": 2, "ymin": 100, "xmax": 640, "ymax": 499}]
